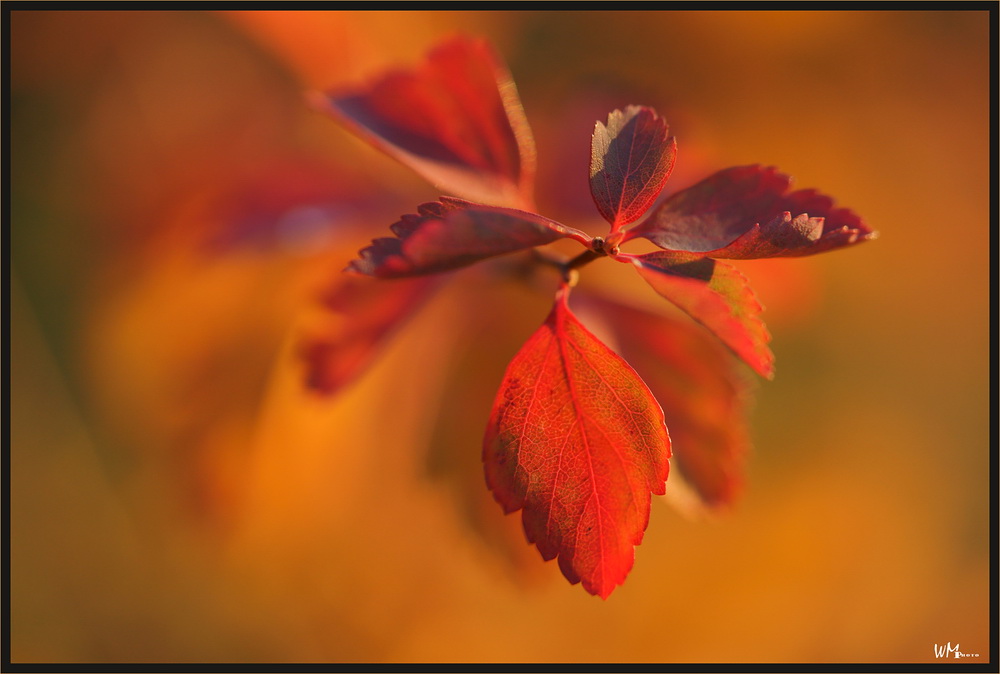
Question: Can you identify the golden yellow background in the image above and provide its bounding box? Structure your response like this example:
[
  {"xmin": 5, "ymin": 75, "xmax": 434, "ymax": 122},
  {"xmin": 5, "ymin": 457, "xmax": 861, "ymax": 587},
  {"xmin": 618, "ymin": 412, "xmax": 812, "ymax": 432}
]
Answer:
[{"xmin": 10, "ymin": 10, "xmax": 991, "ymax": 663}]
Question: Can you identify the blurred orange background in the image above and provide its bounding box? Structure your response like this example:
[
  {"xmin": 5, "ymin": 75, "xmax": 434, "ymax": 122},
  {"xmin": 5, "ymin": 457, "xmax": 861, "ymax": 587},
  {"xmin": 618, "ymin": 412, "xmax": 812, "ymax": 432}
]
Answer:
[{"xmin": 9, "ymin": 10, "xmax": 991, "ymax": 664}]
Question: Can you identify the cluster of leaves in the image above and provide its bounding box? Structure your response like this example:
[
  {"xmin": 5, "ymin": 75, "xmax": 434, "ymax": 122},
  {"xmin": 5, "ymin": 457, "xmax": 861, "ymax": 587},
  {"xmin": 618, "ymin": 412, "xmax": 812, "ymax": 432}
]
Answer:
[{"xmin": 307, "ymin": 37, "xmax": 875, "ymax": 598}]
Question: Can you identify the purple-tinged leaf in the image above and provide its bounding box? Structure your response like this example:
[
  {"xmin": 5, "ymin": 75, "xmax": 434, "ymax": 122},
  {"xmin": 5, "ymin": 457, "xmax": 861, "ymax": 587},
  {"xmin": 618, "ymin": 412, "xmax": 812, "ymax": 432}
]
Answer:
[
  {"xmin": 628, "ymin": 251, "xmax": 774, "ymax": 379},
  {"xmin": 590, "ymin": 106, "xmax": 676, "ymax": 231},
  {"xmin": 348, "ymin": 197, "xmax": 584, "ymax": 278},
  {"xmin": 201, "ymin": 155, "xmax": 382, "ymax": 254},
  {"xmin": 312, "ymin": 36, "xmax": 537, "ymax": 209},
  {"xmin": 624, "ymin": 165, "xmax": 789, "ymax": 251},
  {"xmin": 624, "ymin": 165, "xmax": 875, "ymax": 257},
  {"xmin": 706, "ymin": 198, "xmax": 875, "ymax": 259}
]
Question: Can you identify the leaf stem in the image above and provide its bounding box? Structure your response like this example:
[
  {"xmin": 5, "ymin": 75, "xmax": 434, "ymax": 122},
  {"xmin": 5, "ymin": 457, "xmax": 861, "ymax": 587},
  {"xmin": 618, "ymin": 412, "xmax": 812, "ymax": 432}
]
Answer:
[
  {"xmin": 530, "ymin": 241, "xmax": 608, "ymax": 285},
  {"xmin": 565, "ymin": 248, "xmax": 602, "ymax": 271}
]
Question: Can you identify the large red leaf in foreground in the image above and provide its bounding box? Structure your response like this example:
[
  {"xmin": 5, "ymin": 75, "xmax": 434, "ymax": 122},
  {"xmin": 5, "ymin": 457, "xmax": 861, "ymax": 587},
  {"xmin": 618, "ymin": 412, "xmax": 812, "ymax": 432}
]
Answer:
[
  {"xmin": 629, "ymin": 251, "xmax": 774, "ymax": 379},
  {"xmin": 348, "ymin": 197, "xmax": 581, "ymax": 278},
  {"xmin": 312, "ymin": 36, "xmax": 537, "ymax": 209},
  {"xmin": 483, "ymin": 288, "xmax": 671, "ymax": 598},
  {"xmin": 624, "ymin": 164, "xmax": 874, "ymax": 257},
  {"xmin": 590, "ymin": 106, "xmax": 676, "ymax": 231}
]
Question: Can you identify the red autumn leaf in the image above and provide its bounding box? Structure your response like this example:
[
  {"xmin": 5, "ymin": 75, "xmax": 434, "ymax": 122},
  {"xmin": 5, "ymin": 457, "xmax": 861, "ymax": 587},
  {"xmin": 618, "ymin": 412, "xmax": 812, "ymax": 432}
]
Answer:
[
  {"xmin": 628, "ymin": 251, "xmax": 774, "ymax": 379},
  {"xmin": 590, "ymin": 106, "xmax": 676, "ymax": 231},
  {"xmin": 706, "ymin": 202, "xmax": 874, "ymax": 260},
  {"xmin": 311, "ymin": 36, "xmax": 537, "ymax": 210},
  {"xmin": 299, "ymin": 274, "xmax": 439, "ymax": 395},
  {"xmin": 579, "ymin": 293, "xmax": 752, "ymax": 509},
  {"xmin": 483, "ymin": 288, "xmax": 671, "ymax": 599},
  {"xmin": 347, "ymin": 197, "xmax": 583, "ymax": 278},
  {"xmin": 201, "ymin": 154, "xmax": 385, "ymax": 254},
  {"xmin": 623, "ymin": 164, "xmax": 875, "ymax": 257}
]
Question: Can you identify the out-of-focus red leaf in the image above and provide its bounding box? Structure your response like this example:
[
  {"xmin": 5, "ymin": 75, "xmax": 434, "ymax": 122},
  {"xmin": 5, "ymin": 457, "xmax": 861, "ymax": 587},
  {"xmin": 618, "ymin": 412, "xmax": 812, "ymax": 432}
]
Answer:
[
  {"xmin": 624, "ymin": 165, "xmax": 875, "ymax": 257},
  {"xmin": 590, "ymin": 106, "xmax": 676, "ymax": 231},
  {"xmin": 299, "ymin": 274, "xmax": 439, "ymax": 395},
  {"xmin": 579, "ymin": 293, "xmax": 752, "ymax": 509},
  {"xmin": 312, "ymin": 36, "xmax": 537, "ymax": 210},
  {"xmin": 628, "ymin": 251, "xmax": 774, "ymax": 379},
  {"xmin": 483, "ymin": 287, "xmax": 670, "ymax": 599},
  {"xmin": 348, "ymin": 197, "xmax": 583, "ymax": 278},
  {"xmin": 202, "ymin": 155, "xmax": 386, "ymax": 254}
]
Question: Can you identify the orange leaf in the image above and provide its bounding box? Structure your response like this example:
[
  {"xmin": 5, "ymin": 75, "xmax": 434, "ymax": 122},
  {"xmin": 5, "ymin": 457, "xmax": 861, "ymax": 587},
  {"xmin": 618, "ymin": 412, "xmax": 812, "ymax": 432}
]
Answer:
[{"xmin": 483, "ymin": 288, "xmax": 671, "ymax": 598}]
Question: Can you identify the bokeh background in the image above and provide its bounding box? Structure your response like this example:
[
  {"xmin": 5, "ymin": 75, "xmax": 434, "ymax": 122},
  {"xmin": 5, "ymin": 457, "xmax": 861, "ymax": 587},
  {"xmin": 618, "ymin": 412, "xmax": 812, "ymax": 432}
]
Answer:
[{"xmin": 9, "ymin": 9, "xmax": 991, "ymax": 664}]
